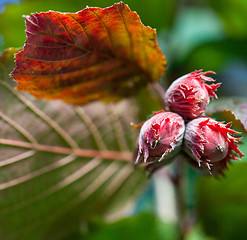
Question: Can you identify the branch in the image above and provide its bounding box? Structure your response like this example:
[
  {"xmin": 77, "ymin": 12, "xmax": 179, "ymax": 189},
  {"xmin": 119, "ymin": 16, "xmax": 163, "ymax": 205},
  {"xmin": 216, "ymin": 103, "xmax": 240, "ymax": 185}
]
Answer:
[{"xmin": 152, "ymin": 82, "xmax": 167, "ymax": 108}]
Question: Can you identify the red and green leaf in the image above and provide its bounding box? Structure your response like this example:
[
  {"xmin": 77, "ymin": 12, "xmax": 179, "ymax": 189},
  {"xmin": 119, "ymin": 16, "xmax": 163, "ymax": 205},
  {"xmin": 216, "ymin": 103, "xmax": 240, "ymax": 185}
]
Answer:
[
  {"xmin": 11, "ymin": 2, "xmax": 166, "ymax": 105},
  {"xmin": 206, "ymin": 97, "xmax": 247, "ymax": 133}
]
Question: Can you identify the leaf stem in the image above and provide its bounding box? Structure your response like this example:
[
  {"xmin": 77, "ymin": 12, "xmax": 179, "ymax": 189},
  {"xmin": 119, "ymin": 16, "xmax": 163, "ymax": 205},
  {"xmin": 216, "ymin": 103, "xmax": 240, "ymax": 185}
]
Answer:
[{"xmin": 0, "ymin": 138, "xmax": 132, "ymax": 162}]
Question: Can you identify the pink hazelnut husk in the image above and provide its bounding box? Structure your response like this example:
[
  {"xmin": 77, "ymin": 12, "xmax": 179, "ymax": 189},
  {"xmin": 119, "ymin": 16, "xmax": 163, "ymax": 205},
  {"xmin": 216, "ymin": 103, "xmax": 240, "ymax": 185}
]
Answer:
[
  {"xmin": 164, "ymin": 70, "xmax": 221, "ymax": 121},
  {"xmin": 184, "ymin": 117, "xmax": 244, "ymax": 174},
  {"xmin": 134, "ymin": 111, "xmax": 185, "ymax": 167}
]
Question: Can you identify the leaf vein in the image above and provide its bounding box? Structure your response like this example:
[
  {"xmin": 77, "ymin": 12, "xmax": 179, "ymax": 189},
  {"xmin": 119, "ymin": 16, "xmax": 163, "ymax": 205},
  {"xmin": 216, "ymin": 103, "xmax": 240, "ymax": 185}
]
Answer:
[
  {"xmin": 0, "ymin": 111, "xmax": 37, "ymax": 144},
  {"xmin": 74, "ymin": 107, "xmax": 107, "ymax": 150},
  {"xmin": 13, "ymin": 59, "xmax": 121, "ymax": 77},
  {"xmin": 53, "ymin": 12, "xmax": 75, "ymax": 44},
  {"xmin": 116, "ymin": 4, "xmax": 133, "ymax": 58},
  {"xmin": 88, "ymin": 8, "xmax": 115, "ymax": 52},
  {"xmin": 22, "ymin": 51, "xmax": 89, "ymax": 63},
  {"xmin": 0, "ymin": 150, "xmax": 36, "ymax": 167}
]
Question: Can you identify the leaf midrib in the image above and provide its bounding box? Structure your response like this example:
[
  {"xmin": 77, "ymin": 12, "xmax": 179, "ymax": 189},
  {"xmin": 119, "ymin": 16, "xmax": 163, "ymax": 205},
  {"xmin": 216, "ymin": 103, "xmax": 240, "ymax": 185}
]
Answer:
[{"xmin": 0, "ymin": 138, "xmax": 132, "ymax": 162}]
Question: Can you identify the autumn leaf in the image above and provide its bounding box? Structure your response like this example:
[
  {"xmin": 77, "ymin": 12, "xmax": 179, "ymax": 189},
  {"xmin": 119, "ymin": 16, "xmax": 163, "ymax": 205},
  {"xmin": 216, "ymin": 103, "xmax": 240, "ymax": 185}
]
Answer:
[
  {"xmin": 11, "ymin": 2, "xmax": 166, "ymax": 105},
  {"xmin": 1, "ymin": 48, "xmax": 147, "ymax": 239}
]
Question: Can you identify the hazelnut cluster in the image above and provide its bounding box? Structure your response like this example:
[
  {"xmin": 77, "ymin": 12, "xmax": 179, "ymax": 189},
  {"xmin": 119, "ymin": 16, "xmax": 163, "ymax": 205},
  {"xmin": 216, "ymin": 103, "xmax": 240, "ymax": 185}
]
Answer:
[{"xmin": 134, "ymin": 70, "xmax": 244, "ymax": 175}]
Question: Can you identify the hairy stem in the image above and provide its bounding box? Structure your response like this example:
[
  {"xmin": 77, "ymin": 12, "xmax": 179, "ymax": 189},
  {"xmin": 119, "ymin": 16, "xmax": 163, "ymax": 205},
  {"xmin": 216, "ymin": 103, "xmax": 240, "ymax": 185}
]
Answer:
[
  {"xmin": 152, "ymin": 82, "xmax": 167, "ymax": 107},
  {"xmin": 175, "ymin": 157, "xmax": 187, "ymax": 240}
]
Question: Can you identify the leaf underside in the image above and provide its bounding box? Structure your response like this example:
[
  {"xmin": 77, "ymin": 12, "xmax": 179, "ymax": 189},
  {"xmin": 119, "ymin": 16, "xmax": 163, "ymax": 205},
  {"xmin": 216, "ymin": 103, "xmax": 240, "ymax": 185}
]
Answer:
[
  {"xmin": 11, "ymin": 2, "xmax": 166, "ymax": 105},
  {"xmin": 0, "ymin": 48, "xmax": 146, "ymax": 240}
]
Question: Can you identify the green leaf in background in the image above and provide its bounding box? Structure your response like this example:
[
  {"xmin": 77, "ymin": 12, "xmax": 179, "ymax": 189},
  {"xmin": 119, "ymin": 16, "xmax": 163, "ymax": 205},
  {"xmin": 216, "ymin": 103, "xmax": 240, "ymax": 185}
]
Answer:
[
  {"xmin": 197, "ymin": 153, "xmax": 247, "ymax": 240},
  {"xmin": 83, "ymin": 212, "xmax": 215, "ymax": 240},
  {"xmin": 207, "ymin": 0, "xmax": 247, "ymax": 38},
  {"xmin": 0, "ymin": 49, "xmax": 147, "ymax": 240},
  {"xmin": 165, "ymin": 7, "xmax": 225, "ymax": 61},
  {"xmin": 179, "ymin": 39, "xmax": 247, "ymax": 73},
  {"xmin": 185, "ymin": 225, "xmax": 217, "ymax": 240},
  {"xmin": 84, "ymin": 213, "xmax": 178, "ymax": 240},
  {"xmin": 0, "ymin": 47, "xmax": 20, "ymax": 82},
  {"xmin": 206, "ymin": 97, "xmax": 247, "ymax": 133}
]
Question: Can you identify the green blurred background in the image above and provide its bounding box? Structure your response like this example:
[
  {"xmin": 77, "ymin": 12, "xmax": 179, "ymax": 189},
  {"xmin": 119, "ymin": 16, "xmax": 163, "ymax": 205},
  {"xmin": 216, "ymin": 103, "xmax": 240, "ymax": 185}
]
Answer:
[
  {"xmin": 0, "ymin": 0, "xmax": 247, "ymax": 240},
  {"xmin": 1, "ymin": 0, "xmax": 247, "ymax": 98}
]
